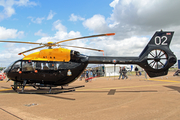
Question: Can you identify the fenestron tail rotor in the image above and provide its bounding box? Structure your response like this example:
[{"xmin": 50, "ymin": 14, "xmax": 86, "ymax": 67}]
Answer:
[
  {"xmin": 147, "ymin": 49, "xmax": 168, "ymax": 69},
  {"xmin": 0, "ymin": 33, "xmax": 115, "ymax": 55}
]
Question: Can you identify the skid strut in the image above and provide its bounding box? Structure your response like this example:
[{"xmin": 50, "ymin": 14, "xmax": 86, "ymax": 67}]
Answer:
[{"xmin": 11, "ymin": 84, "xmax": 85, "ymax": 94}]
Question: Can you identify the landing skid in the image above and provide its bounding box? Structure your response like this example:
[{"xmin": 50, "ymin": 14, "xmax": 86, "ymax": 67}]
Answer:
[{"xmin": 11, "ymin": 84, "xmax": 85, "ymax": 94}]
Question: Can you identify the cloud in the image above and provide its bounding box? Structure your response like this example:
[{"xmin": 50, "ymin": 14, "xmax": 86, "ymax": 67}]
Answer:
[
  {"xmin": 36, "ymin": 20, "xmax": 82, "ymax": 44},
  {"xmin": 29, "ymin": 10, "xmax": 56, "ymax": 24},
  {"xmin": 110, "ymin": 0, "xmax": 180, "ymax": 33},
  {"xmin": 86, "ymin": 35, "xmax": 148, "ymax": 56},
  {"xmin": 0, "ymin": 0, "xmax": 37, "ymax": 21},
  {"xmin": 83, "ymin": 14, "xmax": 110, "ymax": 33},
  {"xmin": 109, "ymin": 0, "xmax": 119, "ymax": 8},
  {"xmin": 69, "ymin": 13, "xmax": 85, "ymax": 21},
  {"xmin": 47, "ymin": 10, "xmax": 56, "ymax": 20},
  {"xmin": 0, "ymin": 26, "xmax": 24, "ymax": 39},
  {"xmin": 34, "ymin": 29, "xmax": 48, "ymax": 37},
  {"xmin": 29, "ymin": 10, "xmax": 55, "ymax": 24},
  {"xmin": 0, "ymin": 44, "xmax": 34, "ymax": 66},
  {"xmin": 52, "ymin": 20, "xmax": 81, "ymax": 40},
  {"xmin": 28, "ymin": 16, "xmax": 45, "ymax": 24},
  {"xmin": 53, "ymin": 20, "xmax": 67, "ymax": 32},
  {"xmin": 15, "ymin": 0, "xmax": 37, "ymax": 6}
]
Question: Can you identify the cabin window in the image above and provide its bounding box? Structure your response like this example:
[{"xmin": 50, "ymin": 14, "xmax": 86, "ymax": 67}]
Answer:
[
  {"xmin": 22, "ymin": 61, "xmax": 34, "ymax": 72},
  {"xmin": 42, "ymin": 63, "xmax": 49, "ymax": 70},
  {"xmin": 19, "ymin": 61, "xmax": 63, "ymax": 71},
  {"xmin": 34, "ymin": 62, "xmax": 41, "ymax": 70},
  {"xmin": 48, "ymin": 63, "xmax": 54, "ymax": 70}
]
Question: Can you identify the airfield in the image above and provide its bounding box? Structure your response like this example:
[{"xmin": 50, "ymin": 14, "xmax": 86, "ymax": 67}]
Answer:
[{"xmin": 1, "ymin": 71, "xmax": 180, "ymax": 120}]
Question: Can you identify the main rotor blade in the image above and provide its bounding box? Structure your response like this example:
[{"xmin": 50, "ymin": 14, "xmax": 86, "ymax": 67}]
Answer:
[
  {"xmin": 0, "ymin": 40, "xmax": 41, "ymax": 45},
  {"xmin": 18, "ymin": 45, "xmax": 46, "ymax": 55},
  {"xmin": 56, "ymin": 33, "xmax": 115, "ymax": 44},
  {"xmin": 60, "ymin": 45, "xmax": 104, "ymax": 52}
]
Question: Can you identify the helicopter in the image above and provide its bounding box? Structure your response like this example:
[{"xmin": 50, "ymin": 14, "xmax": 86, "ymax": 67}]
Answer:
[{"xmin": 0, "ymin": 30, "xmax": 177, "ymax": 93}]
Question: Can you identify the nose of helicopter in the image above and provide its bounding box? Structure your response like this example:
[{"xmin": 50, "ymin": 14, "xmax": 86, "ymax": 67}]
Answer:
[{"xmin": 3, "ymin": 68, "xmax": 9, "ymax": 76}]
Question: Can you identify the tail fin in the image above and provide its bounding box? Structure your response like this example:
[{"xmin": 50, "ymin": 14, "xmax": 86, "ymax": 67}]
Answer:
[{"xmin": 138, "ymin": 30, "xmax": 177, "ymax": 77}]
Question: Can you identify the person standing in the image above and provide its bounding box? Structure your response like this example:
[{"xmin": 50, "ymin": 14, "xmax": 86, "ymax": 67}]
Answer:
[
  {"xmin": 135, "ymin": 66, "xmax": 139, "ymax": 76},
  {"xmin": 118, "ymin": 67, "xmax": 123, "ymax": 79},
  {"xmin": 122, "ymin": 66, "xmax": 128, "ymax": 79},
  {"xmin": 86, "ymin": 69, "xmax": 89, "ymax": 78},
  {"xmin": 80, "ymin": 70, "xmax": 85, "ymax": 80}
]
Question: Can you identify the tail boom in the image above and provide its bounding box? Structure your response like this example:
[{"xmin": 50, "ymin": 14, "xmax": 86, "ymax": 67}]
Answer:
[
  {"xmin": 87, "ymin": 30, "xmax": 177, "ymax": 78},
  {"xmin": 88, "ymin": 56, "xmax": 139, "ymax": 64}
]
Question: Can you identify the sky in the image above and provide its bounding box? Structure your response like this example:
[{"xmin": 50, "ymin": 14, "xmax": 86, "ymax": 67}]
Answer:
[{"xmin": 0, "ymin": 0, "xmax": 180, "ymax": 67}]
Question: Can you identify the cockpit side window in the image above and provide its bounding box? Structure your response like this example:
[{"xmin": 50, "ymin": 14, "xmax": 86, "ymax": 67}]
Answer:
[{"xmin": 10, "ymin": 61, "xmax": 21, "ymax": 73}]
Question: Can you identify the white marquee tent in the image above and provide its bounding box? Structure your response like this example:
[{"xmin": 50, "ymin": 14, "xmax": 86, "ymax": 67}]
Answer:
[
  {"xmin": 90, "ymin": 64, "xmax": 141, "ymax": 77},
  {"xmin": 104, "ymin": 64, "xmax": 133, "ymax": 77}
]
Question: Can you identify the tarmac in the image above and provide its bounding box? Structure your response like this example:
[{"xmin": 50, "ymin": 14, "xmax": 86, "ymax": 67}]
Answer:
[{"xmin": 1, "ymin": 71, "xmax": 180, "ymax": 120}]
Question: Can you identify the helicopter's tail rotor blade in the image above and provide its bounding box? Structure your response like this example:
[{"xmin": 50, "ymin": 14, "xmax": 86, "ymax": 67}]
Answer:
[
  {"xmin": 60, "ymin": 45, "xmax": 104, "ymax": 52},
  {"xmin": 18, "ymin": 45, "xmax": 46, "ymax": 55},
  {"xmin": 0, "ymin": 40, "xmax": 42, "ymax": 45},
  {"xmin": 56, "ymin": 33, "xmax": 115, "ymax": 44}
]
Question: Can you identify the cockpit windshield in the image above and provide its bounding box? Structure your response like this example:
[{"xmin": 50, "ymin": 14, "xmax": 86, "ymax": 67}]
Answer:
[{"xmin": 4, "ymin": 61, "xmax": 16, "ymax": 73}]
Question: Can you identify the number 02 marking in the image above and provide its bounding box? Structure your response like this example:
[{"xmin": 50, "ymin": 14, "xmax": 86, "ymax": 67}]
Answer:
[{"xmin": 155, "ymin": 36, "xmax": 168, "ymax": 45}]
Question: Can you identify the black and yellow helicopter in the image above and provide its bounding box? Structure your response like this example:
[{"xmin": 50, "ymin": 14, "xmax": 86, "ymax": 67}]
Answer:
[{"xmin": 0, "ymin": 30, "xmax": 177, "ymax": 93}]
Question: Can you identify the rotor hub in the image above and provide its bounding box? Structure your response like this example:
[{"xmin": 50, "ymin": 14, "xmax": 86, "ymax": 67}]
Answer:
[{"xmin": 154, "ymin": 56, "xmax": 161, "ymax": 62}]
